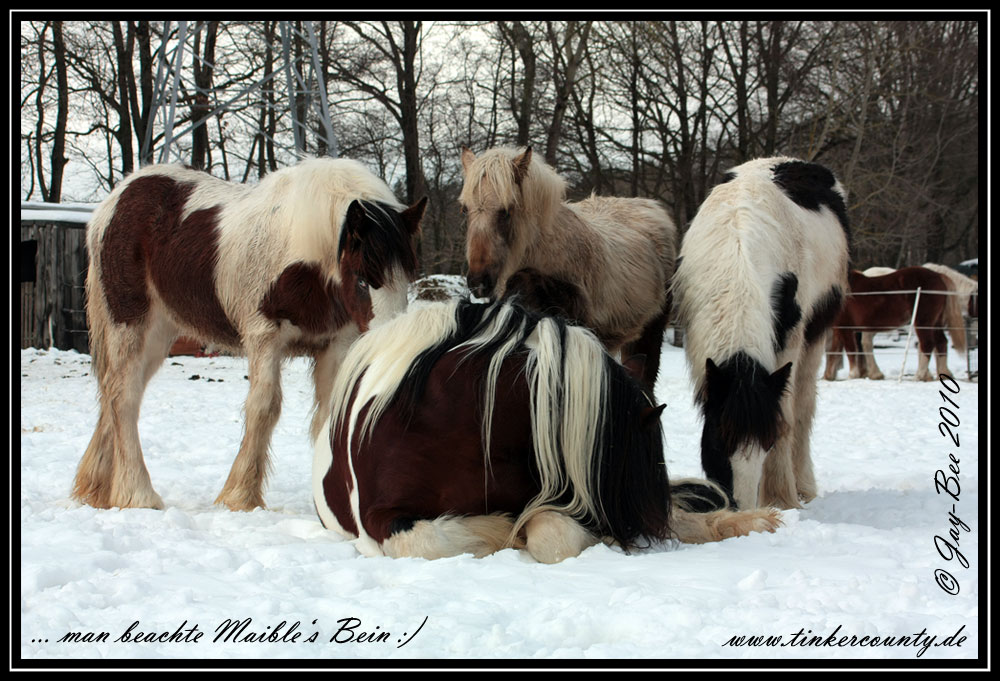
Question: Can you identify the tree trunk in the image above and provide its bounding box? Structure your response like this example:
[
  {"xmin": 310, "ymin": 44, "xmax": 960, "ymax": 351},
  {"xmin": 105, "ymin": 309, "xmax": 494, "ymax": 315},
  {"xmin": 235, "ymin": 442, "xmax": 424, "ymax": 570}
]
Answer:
[
  {"xmin": 48, "ymin": 21, "xmax": 69, "ymax": 202},
  {"xmin": 499, "ymin": 21, "xmax": 536, "ymax": 148},
  {"xmin": 111, "ymin": 22, "xmax": 135, "ymax": 177},
  {"xmin": 544, "ymin": 21, "xmax": 592, "ymax": 166},
  {"xmin": 190, "ymin": 21, "xmax": 219, "ymax": 170}
]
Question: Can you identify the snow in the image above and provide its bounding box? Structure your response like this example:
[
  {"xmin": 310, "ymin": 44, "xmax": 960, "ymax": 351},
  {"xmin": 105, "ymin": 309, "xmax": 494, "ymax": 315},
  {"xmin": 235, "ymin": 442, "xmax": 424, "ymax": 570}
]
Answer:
[
  {"xmin": 18, "ymin": 302, "xmax": 981, "ymax": 665},
  {"xmin": 21, "ymin": 201, "xmax": 96, "ymax": 225}
]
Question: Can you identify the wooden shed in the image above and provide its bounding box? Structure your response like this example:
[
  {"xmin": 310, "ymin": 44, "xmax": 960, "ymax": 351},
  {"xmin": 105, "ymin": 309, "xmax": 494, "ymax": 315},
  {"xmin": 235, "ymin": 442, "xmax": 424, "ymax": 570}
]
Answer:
[{"xmin": 20, "ymin": 202, "xmax": 94, "ymax": 353}]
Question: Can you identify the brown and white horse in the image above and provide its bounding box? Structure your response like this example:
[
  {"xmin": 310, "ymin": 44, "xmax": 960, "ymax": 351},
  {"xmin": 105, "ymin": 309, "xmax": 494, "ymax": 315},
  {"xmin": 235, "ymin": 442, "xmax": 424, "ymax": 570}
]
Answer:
[
  {"xmin": 312, "ymin": 298, "xmax": 781, "ymax": 563},
  {"xmin": 822, "ymin": 266, "xmax": 958, "ymax": 381},
  {"xmin": 74, "ymin": 158, "xmax": 424, "ymax": 511},
  {"xmin": 672, "ymin": 157, "xmax": 850, "ymax": 511},
  {"xmin": 459, "ymin": 146, "xmax": 676, "ymax": 396}
]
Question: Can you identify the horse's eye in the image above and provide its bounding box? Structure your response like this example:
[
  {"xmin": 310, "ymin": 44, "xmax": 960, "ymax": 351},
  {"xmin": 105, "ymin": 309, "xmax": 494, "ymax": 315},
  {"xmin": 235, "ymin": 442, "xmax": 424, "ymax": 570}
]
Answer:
[
  {"xmin": 357, "ymin": 278, "xmax": 369, "ymax": 292},
  {"xmin": 460, "ymin": 204, "xmax": 468, "ymax": 216}
]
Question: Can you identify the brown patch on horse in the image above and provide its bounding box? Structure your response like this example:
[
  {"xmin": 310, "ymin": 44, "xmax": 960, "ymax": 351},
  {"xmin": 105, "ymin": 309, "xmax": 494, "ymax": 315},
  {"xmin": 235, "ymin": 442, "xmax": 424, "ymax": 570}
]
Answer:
[
  {"xmin": 100, "ymin": 174, "xmax": 240, "ymax": 345},
  {"xmin": 346, "ymin": 351, "xmax": 538, "ymax": 544},
  {"xmin": 259, "ymin": 262, "xmax": 360, "ymax": 336},
  {"xmin": 98, "ymin": 175, "xmax": 178, "ymax": 325}
]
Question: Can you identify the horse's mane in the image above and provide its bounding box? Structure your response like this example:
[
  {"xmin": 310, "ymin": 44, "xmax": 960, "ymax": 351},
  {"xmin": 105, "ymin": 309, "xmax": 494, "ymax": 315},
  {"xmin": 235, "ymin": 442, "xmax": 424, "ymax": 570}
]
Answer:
[
  {"xmin": 458, "ymin": 147, "xmax": 565, "ymax": 231},
  {"xmin": 261, "ymin": 157, "xmax": 403, "ymax": 278},
  {"xmin": 328, "ymin": 298, "xmax": 670, "ymax": 550},
  {"xmin": 336, "ymin": 199, "xmax": 420, "ymax": 287}
]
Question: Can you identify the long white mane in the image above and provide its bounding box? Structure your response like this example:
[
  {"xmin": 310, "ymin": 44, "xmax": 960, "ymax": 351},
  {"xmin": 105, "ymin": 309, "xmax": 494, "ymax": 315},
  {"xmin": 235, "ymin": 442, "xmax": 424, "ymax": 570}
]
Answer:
[{"xmin": 322, "ymin": 299, "xmax": 613, "ymax": 537}]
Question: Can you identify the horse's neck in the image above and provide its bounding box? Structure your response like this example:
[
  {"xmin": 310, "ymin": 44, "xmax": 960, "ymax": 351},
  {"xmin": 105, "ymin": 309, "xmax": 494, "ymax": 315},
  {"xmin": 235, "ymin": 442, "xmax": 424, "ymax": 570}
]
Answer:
[{"xmin": 521, "ymin": 204, "xmax": 596, "ymax": 274}]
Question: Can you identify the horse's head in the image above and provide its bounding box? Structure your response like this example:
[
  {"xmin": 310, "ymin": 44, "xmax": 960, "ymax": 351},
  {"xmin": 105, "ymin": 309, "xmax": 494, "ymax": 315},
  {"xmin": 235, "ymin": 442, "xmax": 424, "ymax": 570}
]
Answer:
[
  {"xmin": 338, "ymin": 197, "xmax": 425, "ymax": 332},
  {"xmin": 699, "ymin": 354, "xmax": 792, "ymax": 509},
  {"xmin": 459, "ymin": 146, "xmax": 534, "ymax": 298}
]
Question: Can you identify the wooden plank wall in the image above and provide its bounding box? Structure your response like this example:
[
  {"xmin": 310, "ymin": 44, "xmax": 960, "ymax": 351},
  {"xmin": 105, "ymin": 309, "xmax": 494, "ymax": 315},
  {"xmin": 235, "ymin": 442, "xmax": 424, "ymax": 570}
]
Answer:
[{"xmin": 20, "ymin": 221, "xmax": 89, "ymax": 353}]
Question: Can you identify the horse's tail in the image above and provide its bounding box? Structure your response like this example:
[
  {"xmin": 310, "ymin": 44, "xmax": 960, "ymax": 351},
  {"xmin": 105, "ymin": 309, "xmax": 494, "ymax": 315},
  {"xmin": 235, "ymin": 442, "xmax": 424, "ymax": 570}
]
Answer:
[
  {"xmin": 670, "ymin": 477, "xmax": 733, "ymax": 512},
  {"xmin": 84, "ymin": 259, "xmax": 111, "ymax": 385},
  {"xmin": 668, "ymin": 477, "xmax": 783, "ymax": 544},
  {"xmin": 940, "ymin": 280, "xmax": 967, "ymax": 355},
  {"xmin": 82, "ymin": 194, "xmax": 121, "ymax": 386}
]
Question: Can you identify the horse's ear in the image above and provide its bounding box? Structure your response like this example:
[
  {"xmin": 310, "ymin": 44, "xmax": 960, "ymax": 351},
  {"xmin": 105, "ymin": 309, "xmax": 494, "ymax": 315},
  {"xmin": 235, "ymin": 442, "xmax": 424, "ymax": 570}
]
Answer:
[
  {"xmin": 461, "ymin": 147, "xmax": 476, "ymax": 175},
  {"xmin": 401, "ymin": 197, "xmax": 428, "ymax": 236},
  {"xmin": 622, "ymin": 354, "xmax": 647, "ymax": 384},
  {"xmin": 344, "ymin": 200, "xmax": 368, "ymax": 237},
  {"xmin": 513, "ymin": 146, "xmax": 532, "ymax": 186},
  {"xmin": 769, "ymin": 362, "xmax": 793, "ymax": 395},
  {"xmin": 705, "ymin": 357, "xmax": 719, "ymax": 378},
  {"xmin": 640, "ymin": 403, "xmax": 666, "ymax": 430},
  {"xmin": 700, "ymin": 357, "xmax": 721, "ymax": 402}
]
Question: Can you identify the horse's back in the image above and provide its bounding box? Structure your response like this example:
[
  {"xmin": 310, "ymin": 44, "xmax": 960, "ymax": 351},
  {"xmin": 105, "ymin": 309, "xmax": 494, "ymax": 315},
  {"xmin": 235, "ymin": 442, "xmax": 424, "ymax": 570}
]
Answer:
[
  {"xmin": 675, "ymin": 157, "xmax": 850, "ymax": 385},
  {"xmin": 341, "ymin": 349, "xmax": 539, "ymax": 544},
  {"xmin": 845, "ymin": 266, "xmax": 951, "ymax": 329},
  {"xmin": 571, "ymin": 195, "xmax": 675, "ymax": 259},
  {"xmin": 850, "ymin": 266, "xmax": 949, "ymax": 293}
]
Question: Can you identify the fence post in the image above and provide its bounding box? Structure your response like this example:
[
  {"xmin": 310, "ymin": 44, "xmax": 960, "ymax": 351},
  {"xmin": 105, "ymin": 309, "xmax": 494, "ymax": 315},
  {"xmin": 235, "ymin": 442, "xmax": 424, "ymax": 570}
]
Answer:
[{"xmin": 898, "ymin": 287, "xmax": 922, "ymax": 382}]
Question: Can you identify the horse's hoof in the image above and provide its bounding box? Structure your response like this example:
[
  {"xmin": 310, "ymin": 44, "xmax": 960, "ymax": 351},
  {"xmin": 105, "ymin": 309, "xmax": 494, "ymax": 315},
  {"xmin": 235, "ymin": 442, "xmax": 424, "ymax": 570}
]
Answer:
[
  {"xmin": 214, "ymin": 492, "xmax": 264, "ymax": 512},
  {"xmin": 71, "ymin": 484, "xmax": 112, "ymax": 510},
  {"xmin": 108, "ymin": 489, "xmax": 165, "ymax": 510},
  {"xmin": 751, "ymin": 508, "xmax": 783, "ymax": 534}
]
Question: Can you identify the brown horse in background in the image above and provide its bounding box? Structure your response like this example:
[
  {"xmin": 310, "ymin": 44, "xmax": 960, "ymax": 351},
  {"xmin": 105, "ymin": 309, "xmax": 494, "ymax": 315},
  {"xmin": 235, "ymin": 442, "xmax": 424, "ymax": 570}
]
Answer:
[{"xmin": 823, "ymin": 267, "xmax": 954, "ymax": 381}]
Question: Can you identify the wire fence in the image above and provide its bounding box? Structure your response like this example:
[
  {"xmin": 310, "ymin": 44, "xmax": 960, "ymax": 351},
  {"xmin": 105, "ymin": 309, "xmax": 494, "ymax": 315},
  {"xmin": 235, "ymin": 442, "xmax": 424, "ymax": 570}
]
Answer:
[{"xmin": 827, "ymin": 287, "xmax": 979, "ymax": 382}]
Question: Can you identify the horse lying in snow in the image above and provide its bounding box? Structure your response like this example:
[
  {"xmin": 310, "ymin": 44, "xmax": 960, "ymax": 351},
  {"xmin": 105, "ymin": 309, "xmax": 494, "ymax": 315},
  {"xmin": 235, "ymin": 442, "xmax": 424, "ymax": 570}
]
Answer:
[{"xmin": 312, "ymin": 298, "xmax": 781, "ymax": 563}]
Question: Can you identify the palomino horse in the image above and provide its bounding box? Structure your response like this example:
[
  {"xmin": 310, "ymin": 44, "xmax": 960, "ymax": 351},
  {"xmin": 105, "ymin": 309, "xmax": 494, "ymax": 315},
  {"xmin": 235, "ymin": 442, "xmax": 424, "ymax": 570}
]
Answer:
[
  {"xmin": 312, "ymin": 298, "xmax": 781, "ymax": 563},
  {"xmin": 459, "ymin": 146, "xmax": 676, "ymax": 396},
  {"xmin": 672, "ymin": 157, "xmax": 850, "ymax": 511},
  {"xmin": 822, "ymin": 266, "xmax": 956, "ymax": 382},
  {"xmin": 74, "ymin": 158, "xmax": 424, "ymax": 511}
]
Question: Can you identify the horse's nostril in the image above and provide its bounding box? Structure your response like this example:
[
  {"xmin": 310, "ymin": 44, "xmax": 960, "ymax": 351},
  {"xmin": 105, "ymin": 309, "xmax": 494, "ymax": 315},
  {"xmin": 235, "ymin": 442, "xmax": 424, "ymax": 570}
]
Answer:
[{"xmin": 467, "ymin": 271, "xmax": 487, "ymax": 297}]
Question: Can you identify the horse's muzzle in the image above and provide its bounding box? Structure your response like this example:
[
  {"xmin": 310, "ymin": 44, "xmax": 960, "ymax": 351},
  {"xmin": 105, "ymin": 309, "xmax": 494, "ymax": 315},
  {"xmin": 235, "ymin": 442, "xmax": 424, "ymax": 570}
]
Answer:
[{"xmin": 466, "ymin": 269, "xmax": 495, "ymax": 299}]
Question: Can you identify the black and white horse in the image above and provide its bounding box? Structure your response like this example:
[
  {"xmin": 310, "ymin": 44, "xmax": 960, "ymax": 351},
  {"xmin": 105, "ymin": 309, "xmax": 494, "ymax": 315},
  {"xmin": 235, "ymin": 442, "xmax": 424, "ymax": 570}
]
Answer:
[{"xmin": 673, "ymin": 157, "xmax": 850, "ymax": 510}]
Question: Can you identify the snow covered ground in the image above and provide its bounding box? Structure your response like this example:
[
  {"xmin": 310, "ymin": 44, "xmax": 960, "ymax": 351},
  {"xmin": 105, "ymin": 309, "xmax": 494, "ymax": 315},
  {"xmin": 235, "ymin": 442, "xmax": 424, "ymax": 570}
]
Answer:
[{"xmin": 18, "ymin": 298, "xmax": 982, "ymax": 666}]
